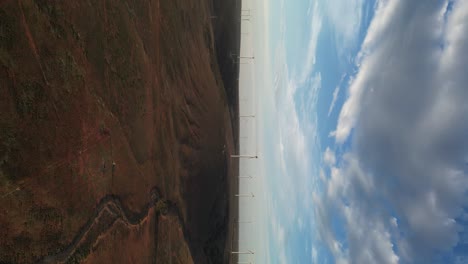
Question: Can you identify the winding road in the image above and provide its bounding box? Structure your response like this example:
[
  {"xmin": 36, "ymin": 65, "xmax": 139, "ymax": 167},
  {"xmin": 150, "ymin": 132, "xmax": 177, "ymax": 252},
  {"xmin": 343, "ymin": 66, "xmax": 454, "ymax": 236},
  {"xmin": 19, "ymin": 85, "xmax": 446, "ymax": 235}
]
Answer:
[{"xmin": 39, "ymin": 188, "xmax": 191, "ymax": 264}]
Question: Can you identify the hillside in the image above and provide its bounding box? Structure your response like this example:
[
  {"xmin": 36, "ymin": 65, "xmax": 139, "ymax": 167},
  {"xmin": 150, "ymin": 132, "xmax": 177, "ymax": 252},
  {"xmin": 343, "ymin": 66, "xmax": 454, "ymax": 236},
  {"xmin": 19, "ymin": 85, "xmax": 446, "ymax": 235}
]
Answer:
[{"xmin": 0, "ymin": 0, "xmax": 240, "ymax": 263}]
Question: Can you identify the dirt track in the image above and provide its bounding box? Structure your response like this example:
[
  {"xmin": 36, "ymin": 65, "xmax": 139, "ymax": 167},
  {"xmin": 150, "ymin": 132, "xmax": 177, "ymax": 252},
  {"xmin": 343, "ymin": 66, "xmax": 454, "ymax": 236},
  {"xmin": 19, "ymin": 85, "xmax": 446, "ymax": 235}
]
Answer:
[{"xmin": 40, "ymin": 188, "xmax": 188, "ymax": 264}]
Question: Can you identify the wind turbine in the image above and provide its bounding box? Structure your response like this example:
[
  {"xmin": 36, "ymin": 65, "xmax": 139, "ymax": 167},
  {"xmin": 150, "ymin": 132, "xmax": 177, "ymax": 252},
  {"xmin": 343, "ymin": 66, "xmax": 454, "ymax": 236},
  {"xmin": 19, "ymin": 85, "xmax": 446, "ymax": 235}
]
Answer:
[
  {"xmin": 231, "ymin": 250, "xmax": 255, "ymax": 255},
  {"xmin": 235, "ymin": 192, "xmax": 255, "ymax": 198},
  {"xmin": 235, "ymin": 218, "xmax": 253, "ymax": 223},
  {"xmin": 238, "ymin": 55, "xmax": 255, "ymax": 60},
  {"xmin": 231, "ymin": 154, "xmax": 258, "ymax": 159},
  {"xmin": 241, "ymin": 16, "xmax": 252, "ymax": 22},
  {"xmin": 230, "ymin": 52, "xmax": 254, "ymax": 65},
  {"xmin": 238, "ymin": 50, "xmax": 255, "ymax": 62},
  {"xmin": 241, "ymin": 9, "xmax": 251, "ymax": 17},
  {"xmin": 241, "ymin": 8, "xmax": 253, "ymax": 22}
]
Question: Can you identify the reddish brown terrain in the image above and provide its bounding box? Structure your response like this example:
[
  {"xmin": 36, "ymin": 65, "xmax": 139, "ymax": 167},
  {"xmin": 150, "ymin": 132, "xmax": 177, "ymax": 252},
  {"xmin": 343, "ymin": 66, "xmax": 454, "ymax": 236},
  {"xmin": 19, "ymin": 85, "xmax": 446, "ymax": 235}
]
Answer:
[{"xmin": 0, "ymin": 0, "xmax": 240, "ymax": 263}]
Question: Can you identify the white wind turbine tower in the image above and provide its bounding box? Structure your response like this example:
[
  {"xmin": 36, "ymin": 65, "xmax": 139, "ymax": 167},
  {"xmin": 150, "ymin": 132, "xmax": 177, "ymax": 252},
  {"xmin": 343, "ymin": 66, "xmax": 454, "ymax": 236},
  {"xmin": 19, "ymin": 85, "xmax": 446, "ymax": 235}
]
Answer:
[
  {"xmin": 231, "ymin": 249, "xmax": 254, "ymax": 264},
  {"xmin": 231, "ymin": 154, "xmax": 258, "ymax": 159},
  {"xmin": 241, "ymin": 8, "xmax": 252, "ymax": 21},
  {"xmin": 235, "ymin": 57, "xmax": 254, "ymax": 65},
  {"xmin": 236, "ymin": 248, "xmax": 253, "ymax": 264},
  {"xmin": 238, "ymin": 50, "xmax": 255, "ymax": 63},
  {"xmin": 241, "ymin": 8, "xmax": 251, "ymax": 17},
  {"xmin": 235, "ymin": 217, "xmax": 253, "ymax": 224},
  {"xmin": 234, "ymin": 8, "xmax": 258, "ymax": 262},
  {"xmin": 237, "ymin": 253, "xmax": 253, "ymax": 264},
  {"xmin": 235, "ymin": 192, "xmax": 255, "ymax": 198},
  {"xmin": 232, "ymin": 114, "xmax": 257, "ymax": 159},
  {"xmin": 230, "ymin": 51, "xmax": 254, "ymax": 65},
  {"xmin": 238, "ymin": 55, "xmax": 254, "ymax": 60},
  {"xmin": 237, "ymin": 251, "xmax": 253, "ymax": 264},
  {"xmin": 231, "ymin": 250, "xmax": 254, "ymax": 256},
  {"xmin": 232, "ymin": 121, "xmax": 256, "ymax": 158}
]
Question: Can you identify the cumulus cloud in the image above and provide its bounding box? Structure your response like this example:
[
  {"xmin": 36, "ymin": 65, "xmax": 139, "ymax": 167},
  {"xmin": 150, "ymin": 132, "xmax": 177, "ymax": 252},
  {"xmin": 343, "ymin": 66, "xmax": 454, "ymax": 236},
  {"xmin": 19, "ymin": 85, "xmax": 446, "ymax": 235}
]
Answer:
[
  {"xmin": 320, "ymin": 0, "xmax": 468, "ymax": 263},
  {"xmin": 331, "ymin": 0, "xmax": 401, "ymax": 143},
  {"xmin": 313, "ymin": 191, "xmax": 349, "ymax": 264}
]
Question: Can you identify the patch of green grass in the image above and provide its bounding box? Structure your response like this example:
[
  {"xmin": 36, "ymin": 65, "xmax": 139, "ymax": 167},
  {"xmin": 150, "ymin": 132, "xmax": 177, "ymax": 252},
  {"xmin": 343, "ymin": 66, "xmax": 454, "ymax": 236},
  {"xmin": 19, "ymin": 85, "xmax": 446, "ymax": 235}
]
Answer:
[
  {"xmin": 103, "ymin": 2, "xmax": 146, "ymax": 115},
  {"xmin": 57, "ymin": 52, "xmax": 84, "ymax": 93},
  {"xmin": 128, "ymin": 0, "xmax": 148, "ymax": 20},
  {"xmin": 0, "ymin": 10, "xmax": 16, "ymax": 50},
  {"xmin": 45, "ymin": 51, "xmax": 83, "ymax": 83},
  {"xmin": 0, "ymin": 48, "xmax": 13, "ymax": 68},
  {"xmin": 0, "ymin": 123, "xmax": 19, "ymax": 183},
  {"xmin": 15, "ymin": 81, "xmax": 44, "ymax": 116},
  {"xmin": 33, "ymin": 0, "xmax": 67, "ymax": 39},
  {"xmin": 122, "ymin": 0, "xmax": 136, "ymax": 19},
  {"xmin": 0, "ymin": 9, "xmax": 18, "ymax": 68},
  {"xmin": 39, "ymin": 51, "xmax": 83, "ymax": 113},
  {"xmin": 155, "ymin": 200, "xmax": 168, "ymax": 215},
  {"xmin": 27, "ymin": 206, "xmax": 62, "ymax": 224},
  {"xmin": 70, "ymin": 23, "xmax": 81, "ymax": 42},
  {"xmin": 66, "ymin": 246, "xmax": 89, "ymax": 264}
]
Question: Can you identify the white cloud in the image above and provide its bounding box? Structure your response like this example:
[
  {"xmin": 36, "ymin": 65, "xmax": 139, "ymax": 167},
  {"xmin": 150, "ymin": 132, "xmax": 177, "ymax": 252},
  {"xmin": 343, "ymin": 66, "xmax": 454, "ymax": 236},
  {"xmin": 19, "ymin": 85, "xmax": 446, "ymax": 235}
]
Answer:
[
  {"xmin": 299, "ymin": 1, "xmax": 322, "ymax": 84},
  {"xmin": 323, "ymin": 147, "xmax": 336, "ymax": 167},
  {"xmin": 270, "ymin": 7, "xmax": 323, "ymax": 228},
  {"xmin": 312, "ymin": 191, "xmax": 349, "ymax": 264},
  {"xmin": 319, "ymin": 168, "xmax": 327, "ymax": 183},
  {"xmin": 318, "ymin": 154, "xmax": 400, "ymax": 264},
  {"xmin": 328, "ymin": 85, "xmax": 340, "ymax": 116},
  {"xmin": 301, "ymin": 73, "xmax": 322, "ymax": 116},
  {"xmin": 267, "ymin": 31, "xmax": 321, "ymax": 263},
  {"xmin": 455, "ymin": 256, "xmax": 468, "ymax": 264},
  {"xmin": 311, "ymin": 246, "xmax": 318, "ymax": 263},
  {"xmin": 271, "ymin": 34, "xmax": 322, "ymax": 212},
  {"xmin": 343, "ymin": 203, "xmax": 399, "ymax": 264},
  {"xmin": 270, "ymin": 212, "xmax": 287, "ymax": 264},
  {"xmin": 321, "ymin": 1, "xmax": 468, "ymax": 263},
  {"xmin": 321, "ymin": 0, "xmax": 365, "ymax": 56},
  {"xmin": 297, "ymin": 217, "xmax": 304, "ymax": 231},
  {"xmin": 332, "ymin": 0, "xmax": 401, "ymax": 143}
]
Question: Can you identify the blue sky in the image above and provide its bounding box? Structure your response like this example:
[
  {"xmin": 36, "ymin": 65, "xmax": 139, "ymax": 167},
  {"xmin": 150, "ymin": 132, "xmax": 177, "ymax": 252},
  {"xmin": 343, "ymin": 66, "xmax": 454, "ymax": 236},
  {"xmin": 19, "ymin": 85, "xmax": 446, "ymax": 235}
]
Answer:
[{"xmin": 248, "ymin": 0, "xmax": 468, "ymax": 263}]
